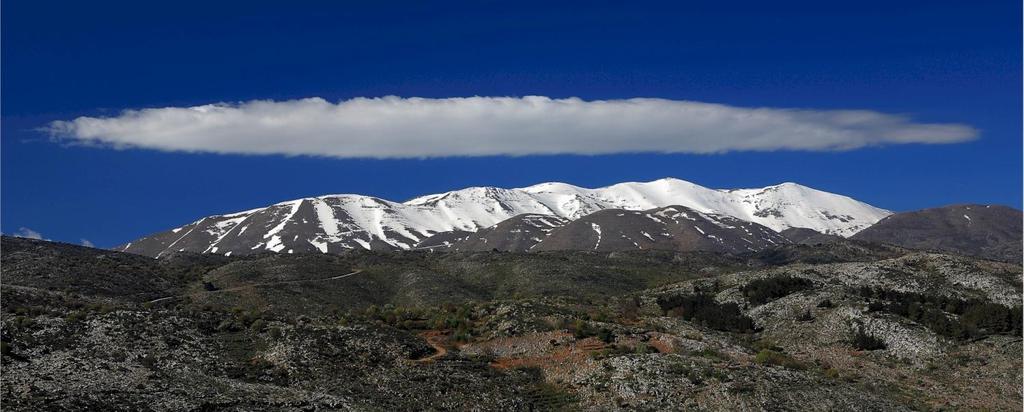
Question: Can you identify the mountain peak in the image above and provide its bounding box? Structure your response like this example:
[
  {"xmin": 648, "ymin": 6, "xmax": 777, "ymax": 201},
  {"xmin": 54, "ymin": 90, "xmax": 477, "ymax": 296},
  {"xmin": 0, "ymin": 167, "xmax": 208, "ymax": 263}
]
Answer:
[{"xmin": 518, "ymin": 181, "xmax": 587, "ymax": 193}]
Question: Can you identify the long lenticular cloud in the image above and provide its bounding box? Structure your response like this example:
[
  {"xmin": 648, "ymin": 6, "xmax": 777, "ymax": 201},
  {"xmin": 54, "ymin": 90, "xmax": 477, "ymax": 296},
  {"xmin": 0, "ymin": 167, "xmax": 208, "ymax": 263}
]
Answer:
[{"xmin": 46, "ymin": 96, "xmax": 978, "ymax": 158}]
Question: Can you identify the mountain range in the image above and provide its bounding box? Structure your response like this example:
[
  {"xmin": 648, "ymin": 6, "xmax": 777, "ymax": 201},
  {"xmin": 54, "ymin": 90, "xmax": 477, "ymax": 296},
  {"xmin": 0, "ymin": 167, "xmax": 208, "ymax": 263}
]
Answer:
[{"xmin": 118, "ymin": 178, "xmax": 892, "ymax": 257}]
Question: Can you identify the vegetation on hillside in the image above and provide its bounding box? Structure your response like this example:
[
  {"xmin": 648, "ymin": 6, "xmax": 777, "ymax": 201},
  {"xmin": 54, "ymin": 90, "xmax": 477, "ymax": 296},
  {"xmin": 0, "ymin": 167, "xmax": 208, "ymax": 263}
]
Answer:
[
  {"xmin": 656, "ymin": 292, "xmax": 757, "ymax": 333},
  {"xmin": 858, "ymin": 286, "xmax": 1022, "ymax": 340}
]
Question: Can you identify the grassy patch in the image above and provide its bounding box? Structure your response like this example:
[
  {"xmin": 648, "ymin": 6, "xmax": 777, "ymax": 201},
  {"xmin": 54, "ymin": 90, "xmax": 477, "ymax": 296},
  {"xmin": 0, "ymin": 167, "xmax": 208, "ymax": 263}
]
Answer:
[{"xmin": 754, "ymin": 349, "xmax": 805, "ymax": 370}]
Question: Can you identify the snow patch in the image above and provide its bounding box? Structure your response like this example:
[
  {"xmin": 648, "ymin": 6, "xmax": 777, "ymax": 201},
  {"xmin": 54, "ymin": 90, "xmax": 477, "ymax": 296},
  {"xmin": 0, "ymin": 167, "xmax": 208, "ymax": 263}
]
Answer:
[
  {"xmin": 352, "ymin": 238, "xmax": 371, "ymax": 250},
  {"xmin": 265, "ymin": 236, "xmax": 285, "ymax": 252},
  {"xmin": 263, "ymin": 200, "xmax": 303, "ymax": 240},
  {"xmin": 309, "ymin": 239, "xmax": 328, "ymax": 253}
]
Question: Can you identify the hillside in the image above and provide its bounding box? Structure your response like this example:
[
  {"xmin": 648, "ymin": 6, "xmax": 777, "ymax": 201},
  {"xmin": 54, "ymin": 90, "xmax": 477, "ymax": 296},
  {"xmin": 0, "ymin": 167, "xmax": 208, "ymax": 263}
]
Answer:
[
  {"xmin": 852, "ymin": 204, "xmax": 1022, "ymax": 262},
  {"xmin": 2, "ymin": 237, "xmax": 1020, "ymax": 410}
]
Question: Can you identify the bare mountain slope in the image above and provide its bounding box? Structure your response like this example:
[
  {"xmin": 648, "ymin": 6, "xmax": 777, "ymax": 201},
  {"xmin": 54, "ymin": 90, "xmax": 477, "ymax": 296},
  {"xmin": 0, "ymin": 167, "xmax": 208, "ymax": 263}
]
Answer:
[
  {"xmin": 440, "ymin": 214, "xmax": 569, "ymax": 252},
  {"xmin": 851, "ymin": 204, "xmax": 1022, "ymax": 262},
  {"xmin": 533, "ymin": 206, "xmax": 790, "ymax": 254}
]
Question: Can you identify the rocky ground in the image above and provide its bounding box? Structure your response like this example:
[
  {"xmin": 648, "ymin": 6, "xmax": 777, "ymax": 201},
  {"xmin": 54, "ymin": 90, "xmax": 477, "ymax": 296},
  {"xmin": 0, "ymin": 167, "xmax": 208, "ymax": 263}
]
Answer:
[{"xmin": 2, "ymin": 236, "xmax": 1021, "ymax": 411}]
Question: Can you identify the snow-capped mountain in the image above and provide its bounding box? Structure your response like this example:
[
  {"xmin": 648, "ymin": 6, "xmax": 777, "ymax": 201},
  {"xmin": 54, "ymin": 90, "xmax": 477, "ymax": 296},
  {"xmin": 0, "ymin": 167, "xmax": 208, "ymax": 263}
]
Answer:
[{"xmin": 119, "ymin": 178, "xmax": 891, "ymax": 257}]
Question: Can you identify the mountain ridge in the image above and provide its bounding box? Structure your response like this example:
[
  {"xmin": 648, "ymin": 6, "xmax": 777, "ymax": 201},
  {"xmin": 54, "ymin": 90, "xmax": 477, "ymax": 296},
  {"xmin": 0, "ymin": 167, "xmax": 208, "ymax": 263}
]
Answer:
[{"xmin": 119, "ymin": 178, "xmax": 892, "ymax": 257}]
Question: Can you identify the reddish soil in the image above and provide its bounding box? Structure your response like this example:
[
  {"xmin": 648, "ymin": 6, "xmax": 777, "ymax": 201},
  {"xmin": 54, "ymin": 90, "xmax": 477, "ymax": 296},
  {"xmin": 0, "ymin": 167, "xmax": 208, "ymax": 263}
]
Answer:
[{"xmin": 414, "ymin": 330, "xmax": 449, "ymax": 362}]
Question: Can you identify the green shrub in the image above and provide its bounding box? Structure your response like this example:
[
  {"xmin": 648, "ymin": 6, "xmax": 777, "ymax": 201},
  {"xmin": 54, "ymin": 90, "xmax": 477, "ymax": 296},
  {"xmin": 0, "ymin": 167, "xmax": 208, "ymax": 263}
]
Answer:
[
  {"xmin": 851, "ymin": 327, "xmax": 886, "ymax": 350},
  {"xmin": 249, "ymin": 319, "xmax": 267, "ymax": 333},
  {"xmin": 634, "ymin": 343, "xmax": 657, "ymax": 354},
  {"xmin": 65, "ymin": 311, "xmax": 87, "ymax": 324},
  {"xmin": 589, "ymin": 311, "xmax": 611, "ymax": 323},
  {"xmin": 691, "ymin": 347, "xmax": 725, "ymax": 360},
  {"xmin": 666, "ymin": 362, "xmax": 709, "ymax": 385},
  {"xmin": 741, "ymin": 276, "xmax": 814, "ymax": 305},
  {"xmin": 656, "ymin": 293, "xmax": 757, "ymax": 333},
  {"xmin": 754, "ymin": 349, "xmax": 804, "ymax": 369},
  {"xmin": 453, "ymin": 326, "xmax": 471, "ymax": 342},
  {"xmin": 749, "ymin": 339, "xmax": 782, "ymax": 353},
  {"xmin": 13, "ymin": 316, "xmax": 37, "ymax": 328},
  {"xmin": 268, "ymin": 327, "xmax": 283, "ymax": 339},
  {"xmin": 857, "ymin": 287, "xmax": 1022, "ymax": 340}
]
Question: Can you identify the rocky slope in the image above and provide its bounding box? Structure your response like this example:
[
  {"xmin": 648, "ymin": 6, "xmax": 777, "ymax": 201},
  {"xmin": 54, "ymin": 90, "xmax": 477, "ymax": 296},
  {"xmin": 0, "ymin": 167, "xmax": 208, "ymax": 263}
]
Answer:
[
  {"xmin": 430, "ymin": 214, "xmax": 569, "ymax": 252},
  {"xmin": 118, "ymin": 178, "xmax": 891, "ymax": 257},
  {"xmin": 2, "ymin": 237, "xmax": 1021, "ymax": 410},
  {"xmin": 781, "ymin": 227, "xmax": 843, "ymax": 245},
  {"xmin": 852, "ymin": 204, "xmax": 1022, "ymax": 262},
  {"xmin": 532, "ymin": 206, "xmax": 790, "ymax": 254}
]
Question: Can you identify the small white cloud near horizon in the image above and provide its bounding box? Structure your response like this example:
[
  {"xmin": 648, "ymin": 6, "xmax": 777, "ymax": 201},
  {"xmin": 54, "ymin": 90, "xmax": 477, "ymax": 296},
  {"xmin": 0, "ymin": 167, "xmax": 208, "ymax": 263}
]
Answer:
[
  {"xmin": 14, "ymin": 227, "xmax": 45, "ymax": 240},
  {"xmin": 46, "ymin": 96, "xmax": 978, "ymax": 158},
  {"xmin": 81, "ymin": 239, "xmax": 95, "ymax": 248}
]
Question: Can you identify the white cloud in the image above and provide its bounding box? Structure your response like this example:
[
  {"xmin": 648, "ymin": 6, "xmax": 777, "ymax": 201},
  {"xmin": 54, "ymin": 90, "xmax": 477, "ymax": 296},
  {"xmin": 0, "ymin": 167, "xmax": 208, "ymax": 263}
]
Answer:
[
  {"xmin": 14, "ymin": 227, "xmax": 45, "ymax": 240},
  {"xmin": 81, "ymin": 239, "xmax": 95, "ymax": 248},
  {"xmin": 47, "ymin": 96, "xmax": 978, "ymax": 158}
]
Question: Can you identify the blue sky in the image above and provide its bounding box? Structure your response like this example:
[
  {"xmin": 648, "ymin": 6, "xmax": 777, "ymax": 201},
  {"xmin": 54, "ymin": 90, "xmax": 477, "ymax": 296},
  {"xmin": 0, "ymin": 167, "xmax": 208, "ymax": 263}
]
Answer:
[{"xmin": 2, "ymin": 0, "xmax": 1021, "ymax": 247}]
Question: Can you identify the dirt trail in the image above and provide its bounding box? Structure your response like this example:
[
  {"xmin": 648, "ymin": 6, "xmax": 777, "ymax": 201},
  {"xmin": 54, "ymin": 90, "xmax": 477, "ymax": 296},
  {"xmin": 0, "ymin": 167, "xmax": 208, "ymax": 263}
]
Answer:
[
  {"xmin": 145, "ymin": 269, "xmax": 363, "ymax": 304},
  {"xmin": 414, "ymin": 330, "xmax": 449, "ymax": 362}
]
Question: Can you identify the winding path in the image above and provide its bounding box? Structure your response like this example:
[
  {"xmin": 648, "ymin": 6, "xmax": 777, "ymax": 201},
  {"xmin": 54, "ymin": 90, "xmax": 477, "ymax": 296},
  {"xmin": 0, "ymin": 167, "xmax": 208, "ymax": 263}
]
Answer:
[
  {"xmin": 413, "ymin": 330, "xmax": 449, "ymax": 362},
  {"xmin": 146, "ymin": 269, "xmax": 363, "ymax": 304}
]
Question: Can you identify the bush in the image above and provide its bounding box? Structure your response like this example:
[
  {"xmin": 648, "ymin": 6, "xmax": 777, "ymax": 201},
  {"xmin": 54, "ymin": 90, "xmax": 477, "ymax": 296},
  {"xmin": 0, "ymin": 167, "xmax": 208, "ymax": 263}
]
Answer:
[
  {"xmin": 635, "ymin": 343, "xmax": 657, "ymax": 354},
  {"xmin": 852, "ymin": 327, "xmax": 886, "ymax": 350},
  {"xmin": 691, "ymin": 348, "xmax": 725, "ymax": 360},
  {"xmin": 65, "ymin": 311, "xmax": 87, "ymax": 324},
  {"xmin": 657, "ymin": 293, "xmax": 757, "ymax": 333},
  {"xmin": 741, "ymin": 276, "xmax": 814, "ymax": 305},
  {"xmin": 749, "ymin": 338, "xmax": 783, "ymax": 353},
  {"xmin": 249, "ymin": 319, "xmax": 267, "ymax": 333},
  {"xmin": 596, "ymin": 328, "xmax": 615, "ymax": 344},
  {"xmin": 754, "ymin": 349, "xmax": 804, "ymax": 369},
  {"xmin": 571, "ymin": 320, "xmax": 615, "ymax": 343},
  {"xmin": 268, "ymin": 327, "xmax": 283, "ymax": 339},
  {"xmin": 666, "ymin": 362, "xmax": 724, "ymax": 385},
  {"xmin": 453, "ymin": 325, "xmax": 471, "ymax": 342}
]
